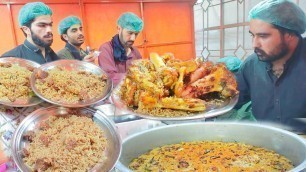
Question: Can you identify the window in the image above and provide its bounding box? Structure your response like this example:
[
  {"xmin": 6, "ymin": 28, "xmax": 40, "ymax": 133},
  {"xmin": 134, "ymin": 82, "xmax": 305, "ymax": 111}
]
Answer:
[{"xmin": 194, "ymin": 0, "xmax": 306, "ymax": 62}]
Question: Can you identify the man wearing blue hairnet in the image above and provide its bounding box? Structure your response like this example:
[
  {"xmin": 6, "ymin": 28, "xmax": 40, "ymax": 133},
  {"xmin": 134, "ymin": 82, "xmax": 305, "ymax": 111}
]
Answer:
[
  {"xmin": 57, "ymin": 16, "xmax": 95, "ymax": 62},
  {"xmin": 236, "ymin": 0, "xmax": 306, "ymax": 133},
  {"xmin": 98, "ymin": 12, "xmax": 143, "ymax": 87},
  {"xmin": 1, "ymin": 2, "xmax": 58, "ymax": 64}
]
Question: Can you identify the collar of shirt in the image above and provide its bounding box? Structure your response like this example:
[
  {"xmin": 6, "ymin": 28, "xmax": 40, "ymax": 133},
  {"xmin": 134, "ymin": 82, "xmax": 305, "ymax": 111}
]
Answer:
[
  {"xmin": 23, "ymin": 39, "xmax": 52, "ymax": 54},
  {"xmin": 65, "ymin": 43, "xmax": 86, "ymax": 60}
]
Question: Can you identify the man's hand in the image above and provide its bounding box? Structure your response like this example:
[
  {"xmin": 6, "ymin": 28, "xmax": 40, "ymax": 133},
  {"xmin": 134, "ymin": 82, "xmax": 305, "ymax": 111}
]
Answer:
[{"xmin": 83, "ymin": 53, "xmax": 96, "ymax": 62}]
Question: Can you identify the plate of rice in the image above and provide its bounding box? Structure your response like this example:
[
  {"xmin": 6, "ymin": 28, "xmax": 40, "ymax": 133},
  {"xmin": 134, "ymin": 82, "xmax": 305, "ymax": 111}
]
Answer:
[
  {"xmin": 0, "ymin": 57, "xmax": 43, "ymax": 107},
  {"xmin": 11, "ymin": 106, "xmax": 121, "ymax": 172},
  {"xmin": 31, "ymin": 60, "xmax": 112, "ymax": 107}
]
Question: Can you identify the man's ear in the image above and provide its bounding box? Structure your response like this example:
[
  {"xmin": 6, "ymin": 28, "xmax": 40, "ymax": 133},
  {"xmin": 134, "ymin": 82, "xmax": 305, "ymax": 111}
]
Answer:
[
  {"xmin": 21, "ymin": 26, "xmax": 31, "ymax": 36},
  {"xmin": 284, "ymin": 32, "xmax": 295, "ymax": 42},
  {"xmin": 62, "ymin": 34, "xmax": 69, "ymax": 41},
  {"xmin": 117, "ymin": 25, "xmax": 122, "ymax": 33}
]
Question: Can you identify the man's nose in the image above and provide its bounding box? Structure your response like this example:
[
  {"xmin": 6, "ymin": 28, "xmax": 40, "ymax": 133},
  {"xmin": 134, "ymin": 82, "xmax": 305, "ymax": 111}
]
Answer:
[
  {"xmin": 78, "ymin": 30, "xmax": 83, "ymax": 35},
  {"xmin": 130, "ymin": 34, "xmax": 136, "ymax": 41},
  {"xmin": 46, "ymin": 25, "xmax": 52, "ymax": 33},
  {"xmin": 252, "ymin": 37, "xmax": 260, "ymax": 49}
]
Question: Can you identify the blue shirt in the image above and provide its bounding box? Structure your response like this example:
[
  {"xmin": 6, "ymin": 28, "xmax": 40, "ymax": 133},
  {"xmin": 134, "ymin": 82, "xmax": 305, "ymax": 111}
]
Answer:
[
  {"xmin": 236, "ymin": 37, "xmax": 306, "ymax": 133},
  {"xmin": 1, "ymin": 40, "xmax": 58, "ymax": 64}
]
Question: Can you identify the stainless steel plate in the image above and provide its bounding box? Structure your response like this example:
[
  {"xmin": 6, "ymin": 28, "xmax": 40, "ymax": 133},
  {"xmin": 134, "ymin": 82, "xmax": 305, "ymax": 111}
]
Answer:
[
  {"xmin": 0, "ymin": 57, "xmax": 43, "ymax": 107},
  {"xmin": 11, "ymin": 106, "xmax": 121, "ymax": 172},
  {"xmin": 110, "ymin": 83, "xmax": 238, "ymax": 121},
  {"xmin": 116, "ymin": 122, "xmax": 306, "ymax": 172},
  {"xmin": 31, "ymin": 60, "xmax": 113, "ymax": 107}
]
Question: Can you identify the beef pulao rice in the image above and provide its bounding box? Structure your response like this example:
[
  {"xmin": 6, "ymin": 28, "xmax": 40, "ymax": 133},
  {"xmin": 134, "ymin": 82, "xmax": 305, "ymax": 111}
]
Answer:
[
  {"xmin": 129, "ymin": 141, "xmax": 294, "ymax": 172},
  {"xmin": 35, "ymin": 68, "xmax": 107, "ymax": 103},
  {"xmin": 0, "ymin": 63, "xmax": 35, "ymax": 103},
  {"xmin": 23, "ymin": 115, "xmax": 108, "ymax": 171}
]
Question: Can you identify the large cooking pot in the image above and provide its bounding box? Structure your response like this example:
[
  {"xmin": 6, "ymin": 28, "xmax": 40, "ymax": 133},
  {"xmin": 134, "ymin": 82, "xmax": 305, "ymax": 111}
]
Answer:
[{"xmin": 116, "ymin": 122, "xmax": 306, "ymax": 172}]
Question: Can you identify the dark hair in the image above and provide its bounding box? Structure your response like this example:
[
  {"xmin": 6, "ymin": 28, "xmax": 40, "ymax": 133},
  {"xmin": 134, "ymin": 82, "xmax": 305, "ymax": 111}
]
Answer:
[
  {"xmin": 20, "ymin": 19, "xmax": 34, "ymax": 37},
  {"xmin": 272, "ymin": 24, "xmax": 299, "ymax": 37}
]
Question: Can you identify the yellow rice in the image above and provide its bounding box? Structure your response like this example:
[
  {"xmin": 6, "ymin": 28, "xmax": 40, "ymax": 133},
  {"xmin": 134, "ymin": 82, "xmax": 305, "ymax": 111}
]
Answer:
[
  {"xmin": 24, "ymin": 115, "xmax": 108, "ymax": 172},
  {"xmin": 35, "ymin": 68, "xmax": 106, "ymax": 103},
  {"xmin": 0, "ymin": 64, "xmax": 33, "ymax": 102}
]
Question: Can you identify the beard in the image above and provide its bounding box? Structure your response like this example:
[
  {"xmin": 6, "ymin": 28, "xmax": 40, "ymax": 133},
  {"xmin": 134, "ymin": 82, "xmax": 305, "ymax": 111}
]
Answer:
[
  {"xmin": 31, "ymin": 30, "xmax": 53, "ymax": 48},
  {"xmin": 255, "ymin": 42, "xmax": 289, "ymax": 62},
  {"xmin": 119, "ymin": 32, "xmax": 134, "ymax": 48},
  {"xmin": 69, "ymin": 35, "xmax": 84, "ymax": 47}
]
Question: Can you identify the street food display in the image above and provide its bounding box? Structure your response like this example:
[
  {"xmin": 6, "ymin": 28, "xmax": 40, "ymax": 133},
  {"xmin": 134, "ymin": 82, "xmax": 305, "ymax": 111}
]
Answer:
[
  {"xmin": 23, "ymin": 115, "xmax": 107, "ymax": 171},
  {"xmin": 0, "ymin": 57, "xmax": 42, "ymax": 107},
  {"xmin": 129, "ymin": 141, "xmax": 293, "ymax": 171},
  {"xmin": 117, "ymin": 53, "xmax": 238, "ymax": 118},
  {"xmin": 31, "ymin": 60, "xmax": 112, "ymax": 107}
]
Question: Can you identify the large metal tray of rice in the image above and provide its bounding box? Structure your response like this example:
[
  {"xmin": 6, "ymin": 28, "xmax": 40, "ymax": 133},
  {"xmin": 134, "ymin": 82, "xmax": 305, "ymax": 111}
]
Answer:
[
  {"xmin": 0, "ymin": 57, "xmax": 43, "ymax": 107},
  {"xmin": 11, "ymin": 106, "xmax": 121, "ymax": 172},
  {"xmin": 31, "ymin": 60, "xmax": 112, "ymax": 107},
  {"xmin": 116, "ymin": 122, "xmax": 306, "ymax": 172}
]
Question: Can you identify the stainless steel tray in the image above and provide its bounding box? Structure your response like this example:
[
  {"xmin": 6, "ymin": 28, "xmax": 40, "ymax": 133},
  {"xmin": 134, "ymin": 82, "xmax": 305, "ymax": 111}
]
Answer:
[
  {"xmin": 11, "ymin": 106, "xmax": 121, "ymax": 172},
  {"xmin": 116, "ymin": 122, "xmax": 306, "ymax": 172},
  {"xmin": 110, "ymin": 83, "xmax": 238, "ymax": 121},
  {"xmin": 30, "ymin": 60, "xmax": 113, "ymax": 107},
  {"xmin": 0, "ymin": 57, "xmax": 43, "ymax": 107}
]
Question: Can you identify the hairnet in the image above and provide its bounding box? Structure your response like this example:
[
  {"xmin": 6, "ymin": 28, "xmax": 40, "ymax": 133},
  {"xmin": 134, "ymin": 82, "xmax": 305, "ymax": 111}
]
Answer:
[
  {"xmin": 248, "ymin": 0, "xmax": 306, "ymax": 34},
  {"xmin": 58, "ymin": 16, "xmax": 82, "ymax": 35},
  {"xmin": 18, "ymin": 2, "xmax": 52, "ymax": 27},
  {"xmin": 217, "ymin": 56, "xmax": 242, "ymax": 72},
  {"xmin": 117, "ymin": 12, "xmax": 143, "ymax": 32}
]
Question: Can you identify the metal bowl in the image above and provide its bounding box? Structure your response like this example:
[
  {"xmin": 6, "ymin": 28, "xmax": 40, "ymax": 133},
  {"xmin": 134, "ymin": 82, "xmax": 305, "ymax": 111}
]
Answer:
[
  {"xmin": 0, "ymin": 57, "xmax": 43, "ymax": 107},
  {"xmin": 11, "ymin": 106, "xmax": 121, "ymax": 172},
  {"xmin": 110, "ymin": 82, "xmax": 238, "ymax": 121},
  {"xmin": 116, "ymin": 122, "xmax": 306, "ymax": 172},
  {"xmin": 31, "ymin": 60, "xmax": 113, "ymax": 107}
]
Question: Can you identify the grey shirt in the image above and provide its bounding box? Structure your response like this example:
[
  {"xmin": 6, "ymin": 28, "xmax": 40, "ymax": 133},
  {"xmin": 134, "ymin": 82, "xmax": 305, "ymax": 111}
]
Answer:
[
  {"xmin": 57, "ymin": 43, "xmax": 87, "ymax": 60},
  {"xmin": 236, "ymin": 37, "xmax": 306, "ymax": 133},
  {"xmin": 1, "ymin": 40, "xmax": 58, "ymax": 64}
]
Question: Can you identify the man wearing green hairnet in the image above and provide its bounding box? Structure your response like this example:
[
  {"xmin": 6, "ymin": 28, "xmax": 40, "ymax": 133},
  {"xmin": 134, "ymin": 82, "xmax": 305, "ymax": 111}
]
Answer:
[
  {"xmin": 57, "ymin": 16, "xmax": 95, "ymax": 62},
  {"xmin": 1, "ymin": 2, "xmax": 58, "ymax": 64},
  {"xmin": 236, "ymin": 0, "xmax": 306, "ymax": 133},
  {"xmin": 98, "ymin": 12, "xmax": 143, "ymax": 87}
]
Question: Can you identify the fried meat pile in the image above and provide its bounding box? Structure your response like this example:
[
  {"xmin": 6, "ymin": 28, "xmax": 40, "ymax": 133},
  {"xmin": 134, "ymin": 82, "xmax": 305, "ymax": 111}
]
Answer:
[{"xmin": 120, "ymin": 53, "xmax": 238, "ymax": 113}]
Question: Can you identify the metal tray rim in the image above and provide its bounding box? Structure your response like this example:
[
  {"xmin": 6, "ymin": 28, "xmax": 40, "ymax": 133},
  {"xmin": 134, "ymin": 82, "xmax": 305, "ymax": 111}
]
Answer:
[
  {"xmin": 11, "ymin": 106, "xmax": 122, "ymax": 171},
  {"xmin": 0, "ymin": 57, "xmax": 43, "ymax": 107},
  {"xmin": 110, "ymin": 82, "xmax": 239, "ymax": 121},
  {"xmin": 30, "ymin": 60, "xmax": 113, "ymax": 107}
]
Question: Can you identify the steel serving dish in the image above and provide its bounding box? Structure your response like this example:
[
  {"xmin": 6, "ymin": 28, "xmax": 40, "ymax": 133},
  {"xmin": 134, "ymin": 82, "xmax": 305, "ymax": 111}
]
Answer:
[
  {"xmin": 111, "ymin": 83, "xmax": 238, "ymax": 121},
  {"xmin": 31, "ymin": 60, "xmax": 113, "ymax": 107},
  {"xmin": 11, "ymin": 106, "xmax": 121, "ymax": 172},
  {"xmin": 0, "ymin": 57, "xmax": 43, "ymax": 107},
  {"xmin": 116, "ymin": 122, "xmax": 306, "ymax": 172}
]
